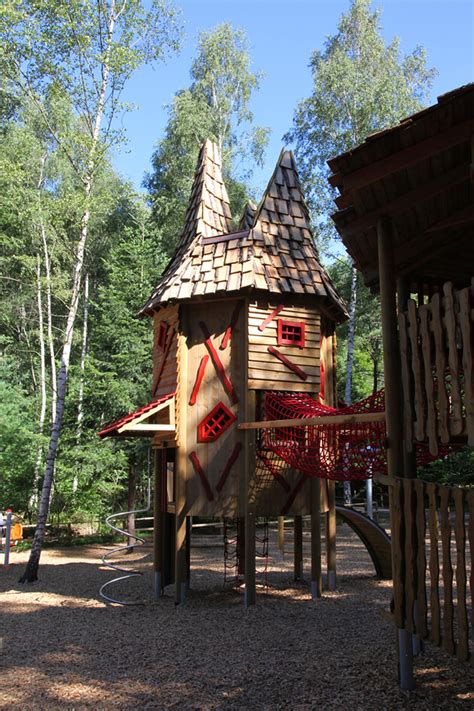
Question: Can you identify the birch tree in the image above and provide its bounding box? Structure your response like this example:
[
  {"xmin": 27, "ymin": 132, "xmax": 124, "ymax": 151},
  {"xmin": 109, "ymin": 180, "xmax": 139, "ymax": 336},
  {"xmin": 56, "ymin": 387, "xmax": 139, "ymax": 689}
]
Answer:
[
  {"xmin": 146, "ymin": 23, "xmax": 269, "ymax": 253},
  {"xmin": 1, "ymin": 0, "xmax": 180, "ymax": 582},
  {"xmin": 285, "ymin": 0, "xmax": 435, "ymax": 400}
]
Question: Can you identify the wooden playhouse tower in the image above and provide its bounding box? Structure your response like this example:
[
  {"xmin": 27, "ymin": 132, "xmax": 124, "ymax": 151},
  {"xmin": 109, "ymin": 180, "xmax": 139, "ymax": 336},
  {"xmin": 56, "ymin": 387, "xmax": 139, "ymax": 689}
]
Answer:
[{"xmin": 100, "ymin": 140, "xmax": 347, "ymax": 604}]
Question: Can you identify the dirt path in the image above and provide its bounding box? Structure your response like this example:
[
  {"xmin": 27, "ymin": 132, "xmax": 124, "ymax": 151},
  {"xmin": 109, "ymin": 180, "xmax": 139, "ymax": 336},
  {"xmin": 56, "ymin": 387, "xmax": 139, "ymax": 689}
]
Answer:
[{"xmin": 1, "ymin": 524, "xmax": 472, "ymax": 709}]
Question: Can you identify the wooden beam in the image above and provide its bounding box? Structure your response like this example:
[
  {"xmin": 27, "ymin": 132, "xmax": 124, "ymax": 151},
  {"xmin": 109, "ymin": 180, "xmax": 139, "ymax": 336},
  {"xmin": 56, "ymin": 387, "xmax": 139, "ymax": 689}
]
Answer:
[
  {"xmin": 119, "ymin": 424, "xmax": 175, "ymax": 433},
  {"xmin": 311, "ymin": 478, "xmax": 322, "ymax": 599},
  {"xmin": 238, "ymin": 411, "xmax": 386, "ymax": 430},
  {"xmin": 330, "ymin": 118, "xmax": 474, "ymax": 192},
  {"xmin": 333, "ymin": 163, "xmax": 469, "ymax": 236}
]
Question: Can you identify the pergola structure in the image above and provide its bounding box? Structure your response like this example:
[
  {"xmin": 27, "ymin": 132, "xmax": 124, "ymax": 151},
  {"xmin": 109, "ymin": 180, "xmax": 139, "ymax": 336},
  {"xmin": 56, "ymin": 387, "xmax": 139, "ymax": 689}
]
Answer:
[{"xmin": 329, "ymin": 83, "xmax": 474, "ymax": 687}]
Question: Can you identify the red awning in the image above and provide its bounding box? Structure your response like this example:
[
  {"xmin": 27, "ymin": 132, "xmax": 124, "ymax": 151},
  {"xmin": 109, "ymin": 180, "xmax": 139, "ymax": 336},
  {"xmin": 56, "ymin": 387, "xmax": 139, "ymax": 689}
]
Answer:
[{"xmin": 98, "ymin": 392, "xmax": 175, "ymax": 438}]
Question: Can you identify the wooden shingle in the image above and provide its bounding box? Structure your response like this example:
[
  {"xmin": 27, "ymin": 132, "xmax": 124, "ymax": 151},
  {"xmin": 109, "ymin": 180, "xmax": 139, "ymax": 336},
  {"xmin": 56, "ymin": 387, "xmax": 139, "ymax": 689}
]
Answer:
[{"xmin": 139, "ymin": 142, "xmax": 347, "ymax": 322}]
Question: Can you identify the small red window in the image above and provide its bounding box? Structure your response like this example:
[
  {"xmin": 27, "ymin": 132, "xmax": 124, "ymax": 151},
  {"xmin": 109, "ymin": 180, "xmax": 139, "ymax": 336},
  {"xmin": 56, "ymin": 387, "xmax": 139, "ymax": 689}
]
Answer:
[
  {"xmin": 198, "ymin": 402, "xmax": 236, "ymax": 443},
  {"xmin": 157, "ymin": 321, "xmax": 168, "ymax": 350},
  {"xmin": 277, "ymin": 319, "xmax": 305, "ymax": 348}
]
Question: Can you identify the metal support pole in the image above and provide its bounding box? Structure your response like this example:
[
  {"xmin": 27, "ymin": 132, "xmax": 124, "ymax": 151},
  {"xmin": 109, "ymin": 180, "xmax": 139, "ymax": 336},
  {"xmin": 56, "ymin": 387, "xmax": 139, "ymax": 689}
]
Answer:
[
  {"xmin": 398, "ymin": 628, "xmax": 415, "ymax": 690},
  {"xmin": 366, "ymin": 478, "xmax": 373, "ymax": 520}
]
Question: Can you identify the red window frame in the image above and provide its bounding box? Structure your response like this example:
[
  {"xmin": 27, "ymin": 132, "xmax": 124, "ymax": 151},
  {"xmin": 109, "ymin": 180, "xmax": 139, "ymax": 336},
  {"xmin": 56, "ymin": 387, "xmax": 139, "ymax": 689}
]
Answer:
[
  {"xmin": 277, "ymin": 319, "xmax": 305, "ymax": 348},
  {"xmin": 157, "ymin": 321, "xmax": 168, "ymax": 350},
  {"xmin": 197, "ymin": 402, "xmax": 236, "ymax": 443}
]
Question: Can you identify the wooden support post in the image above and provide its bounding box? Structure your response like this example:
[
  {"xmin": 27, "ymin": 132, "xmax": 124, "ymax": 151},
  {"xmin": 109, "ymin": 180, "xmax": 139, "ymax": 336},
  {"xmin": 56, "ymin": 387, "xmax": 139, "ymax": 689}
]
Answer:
[
  {"xmin": 311, "ymin": 479, "xmax": 322, "ymax": 599},
  {"xmin": 396, "ymin": 277, "xmax": 417, "ymax": 480},
  {"xmin": 237, "ymin": 517, "xmax": 245, "ymax": 575},
  {"xmin": 326, "ymin": 482, "xmax": 337, "ymax": 590},
  {"xmin": 153, "ymin": 448, "xmax": 164, "ymax": 597},
  {"xmin": 378, "ymin": 217, "xmax": 411, "ymax": 689},
  {"xmin": 294, "ymin": 515, "xmax": 303, "ymax": 580},
  {"xmin": 377, "ymin": 216, "xmax": 404, "ymax": 479},
  {"xmin": 175, "ymin": 309, "xmax": 188, "ymax": 605},
  {"xmin": 244, "ymin": 389, "xmax": 256, "ymax": 606},
  {"xmin": 186, "ymin": 515, "xmax": 191, "ymax": 589},
  {"xmin": 278, "ymin": 516, "xmax": 285, "ymax": 558}
]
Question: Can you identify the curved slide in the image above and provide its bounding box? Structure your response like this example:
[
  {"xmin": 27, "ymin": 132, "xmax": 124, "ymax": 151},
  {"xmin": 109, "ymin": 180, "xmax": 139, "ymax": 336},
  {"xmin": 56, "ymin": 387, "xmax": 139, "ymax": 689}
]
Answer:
[{"xmin": 336, "ymin": 505, "xmax": 392, "ymax": 580}]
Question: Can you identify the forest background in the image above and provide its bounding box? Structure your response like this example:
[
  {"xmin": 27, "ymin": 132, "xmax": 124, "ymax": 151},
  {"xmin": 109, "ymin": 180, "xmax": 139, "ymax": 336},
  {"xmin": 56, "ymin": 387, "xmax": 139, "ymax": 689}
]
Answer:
[{"xmin": 1, "ymin": 0, "xmax": 472, "ymax": 542}]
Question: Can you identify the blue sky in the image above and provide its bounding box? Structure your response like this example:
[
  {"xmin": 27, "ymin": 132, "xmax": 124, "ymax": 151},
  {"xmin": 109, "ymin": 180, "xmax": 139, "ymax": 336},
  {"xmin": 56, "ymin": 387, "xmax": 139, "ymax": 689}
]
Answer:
[{"xmin": 113, "ymin": 0, "xmax": 474, "ymax": 196}]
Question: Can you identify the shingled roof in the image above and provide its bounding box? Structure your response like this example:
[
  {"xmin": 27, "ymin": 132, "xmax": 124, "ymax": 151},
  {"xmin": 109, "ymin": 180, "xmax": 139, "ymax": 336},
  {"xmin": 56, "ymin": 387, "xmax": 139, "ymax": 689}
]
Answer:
[{"xmin": 140, "ymin": 141, "xmax": 347, "ymax": 322}]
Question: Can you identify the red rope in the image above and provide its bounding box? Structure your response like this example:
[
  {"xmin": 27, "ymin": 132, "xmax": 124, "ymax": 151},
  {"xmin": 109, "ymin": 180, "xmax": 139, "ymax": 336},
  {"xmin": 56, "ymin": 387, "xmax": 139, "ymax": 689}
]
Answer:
[{"xmin": 261, "ymin": 390, "xmax": 449, "ymax": 481}]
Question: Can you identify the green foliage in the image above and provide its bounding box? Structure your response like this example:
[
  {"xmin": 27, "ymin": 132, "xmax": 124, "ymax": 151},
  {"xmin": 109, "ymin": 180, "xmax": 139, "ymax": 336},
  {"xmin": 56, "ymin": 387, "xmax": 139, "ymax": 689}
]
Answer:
[
  {"xmin": 285, "ymin": 0, "xmax": 436, "ymax": 252},
  {"xmin": 146, "ymin": 22, "xmax": 270, "ymax": 254},
  {"xmin": 329, "ymin": 256, "xmax": 383, "ymax": 402},
  {"xmin": 417, "ymin": 449, "xmax": 474, "ymax": 488},
  {"xmin": 0, "ymin": 360, "xmax": 44, "ymax": 513}
]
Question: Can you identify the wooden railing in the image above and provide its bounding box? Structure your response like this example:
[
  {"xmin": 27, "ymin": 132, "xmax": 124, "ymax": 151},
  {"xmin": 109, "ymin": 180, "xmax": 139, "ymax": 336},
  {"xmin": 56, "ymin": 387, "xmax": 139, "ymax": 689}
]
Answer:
[
  {"xmin": 392, "ymin": 478, "xmax": 473, "ymax": 662},
  {"xmin": 398, "ymin": 280, "xmax": 474, "ymax": 455}
]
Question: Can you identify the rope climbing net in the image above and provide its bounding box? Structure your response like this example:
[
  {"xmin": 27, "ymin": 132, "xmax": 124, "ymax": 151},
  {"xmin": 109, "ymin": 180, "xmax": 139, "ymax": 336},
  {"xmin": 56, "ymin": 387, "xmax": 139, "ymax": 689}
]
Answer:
[{"xmin": 262, "ymin": 390, "xmax": 443, "ymax": 481}]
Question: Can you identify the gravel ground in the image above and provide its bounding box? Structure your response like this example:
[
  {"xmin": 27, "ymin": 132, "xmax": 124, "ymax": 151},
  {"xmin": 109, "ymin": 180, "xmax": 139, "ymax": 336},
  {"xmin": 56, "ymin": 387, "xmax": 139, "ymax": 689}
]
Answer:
[{"xmin": 1, "ymin": 523, "xmax": 473, "ymax": 709}]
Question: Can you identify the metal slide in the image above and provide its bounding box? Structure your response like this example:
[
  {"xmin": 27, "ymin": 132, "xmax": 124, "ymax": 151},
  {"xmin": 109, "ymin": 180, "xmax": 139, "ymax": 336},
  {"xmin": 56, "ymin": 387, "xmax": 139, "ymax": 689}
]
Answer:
[
  {"xmin": 99, "ymin": 453, "xmax": 152, "ymax": 605},
  {"xmin": 335, "ymin": 505, "xmax": 392, "ymax": 579}
]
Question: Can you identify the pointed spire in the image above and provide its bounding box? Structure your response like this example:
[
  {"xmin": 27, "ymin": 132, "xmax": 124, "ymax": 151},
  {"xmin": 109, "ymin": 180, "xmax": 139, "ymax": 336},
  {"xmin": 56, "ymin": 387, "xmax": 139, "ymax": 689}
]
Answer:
[
  {"xmin": 139, "ymin": 140, "xmax": 232, "ymax": 313},
  {"xmin": 248, "ymin": 149, "xmax": 347, "ymax": 320},
  {"xmin": 180, "ymin": 139, "xmax": 232, "ymax": 246}
]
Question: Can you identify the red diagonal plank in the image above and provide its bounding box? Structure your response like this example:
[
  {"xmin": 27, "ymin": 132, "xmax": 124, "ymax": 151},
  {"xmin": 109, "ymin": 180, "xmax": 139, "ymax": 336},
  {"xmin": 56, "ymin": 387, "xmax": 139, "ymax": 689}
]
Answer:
[
  {"xmin": 216, "ymin": 442, "xmax": 243, "ymax": 493},
  {"xmin": 153, "ymin": 327, "xmax": 176, "ymax": 396},
  {"xmin": 220, "ymin": 301, "xmax": 243, "ymax": 350},
  {"xmin": 189, "ymin": 452, "xmax": 214, "ymax": 502},
  {"xmin": 258, "ymin": 304, "xmax": 284, "ymax": 331},
  {"xmin": 257, "ymin": 452, "xmax": 291, "ymax": 492},
  {"xmin": 189, "ymin": 355, "xmax": 209, "ymax": 405},
  {"xmin": 281, "ymin": 473, "xmax": 308, "ymax": 515},
  {"xmin": 267, "ymin": 346, "xmax": 308, "ymax": 381},
  {"xmin": 199, "ymin": 321, "xmax": 238, "ymax": 404}
]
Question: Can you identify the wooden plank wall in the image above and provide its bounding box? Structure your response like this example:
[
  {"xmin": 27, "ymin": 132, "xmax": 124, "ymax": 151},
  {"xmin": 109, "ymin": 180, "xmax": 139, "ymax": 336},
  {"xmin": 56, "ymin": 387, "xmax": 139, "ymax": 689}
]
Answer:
[
  {"xmin": 393, "ymin": 477, "xmax": 473, "ymax": 663},
  {"xmin": 152, "ymin": 305, "xmax": 179, "ymax": 399},
  {"xmin": 182, "ymin": 299, "xmax": 245, "ymax": 517},
  {"xmin": 398, "ymin": 280, "xmax": 474, "ymax": 454},
  {"xmin": 248, "ymin": 301, "xmax": 321, "ymax": 392}
]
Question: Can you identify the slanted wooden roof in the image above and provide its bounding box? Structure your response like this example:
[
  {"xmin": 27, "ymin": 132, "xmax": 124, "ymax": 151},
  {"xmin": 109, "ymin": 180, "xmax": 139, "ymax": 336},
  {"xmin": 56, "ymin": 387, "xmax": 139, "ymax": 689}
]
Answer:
[
  {"xmin": 141, "ymin": 142, "xmax": 347, "ymax": 322},
  {"xmin": 328, "ymin": 83, "xmax": 474, "ymax": 292},
  {"xmin": 97, "ymin": 393, "xmax": 175, "ymax": 438}
]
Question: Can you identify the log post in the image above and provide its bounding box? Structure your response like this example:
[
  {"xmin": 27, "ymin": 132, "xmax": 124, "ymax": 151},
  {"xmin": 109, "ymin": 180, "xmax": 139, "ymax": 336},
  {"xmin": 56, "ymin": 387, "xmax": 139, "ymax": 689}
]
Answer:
[
  {"xmin": 311, "ymin": 478, "xmax": 322, "ymax": 599},
  {"xmin": 175, "ymin": 308, "xmax": 188, "ymax": 604},
  {"xmin": 378, "ymin": 216, "xmax": 413, "ymax": 689},
  {"xmin": 244, "ymin": 389, "xmax": 256, "ymax": 606},
  {"xmin": 377, "ymin": 216, "xmax": 403, "ymax": 478},
  {"xmin": 153, "ymin": 448, "xmax": 163, "ymax": 597},
  {"xmin": 278, "ymin": 516, "xmax": 285, "ymax": 559},
  {"xmin": 294, "ymin": 515, "xmax": 303, "ymax": 580}
]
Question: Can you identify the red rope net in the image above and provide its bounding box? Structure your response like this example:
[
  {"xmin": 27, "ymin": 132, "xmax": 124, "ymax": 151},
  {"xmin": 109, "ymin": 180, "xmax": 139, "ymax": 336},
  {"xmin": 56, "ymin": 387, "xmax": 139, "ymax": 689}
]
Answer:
[{"xmin": 262, "ymin": 390, "xmax": 441, "ymax": 481}]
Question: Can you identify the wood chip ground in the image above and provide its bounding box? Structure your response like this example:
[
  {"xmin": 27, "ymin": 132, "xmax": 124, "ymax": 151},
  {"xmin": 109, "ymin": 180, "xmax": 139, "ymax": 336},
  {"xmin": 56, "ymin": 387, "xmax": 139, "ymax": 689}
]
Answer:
[{"xmin": 1, "ymin": 524, "xmax": 473, "ymax": 709}]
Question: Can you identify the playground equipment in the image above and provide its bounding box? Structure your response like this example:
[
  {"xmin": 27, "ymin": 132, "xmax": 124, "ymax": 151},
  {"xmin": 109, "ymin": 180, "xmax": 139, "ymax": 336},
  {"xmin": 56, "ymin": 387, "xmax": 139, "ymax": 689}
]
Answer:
[
  {"xmin": 99, "ymin": 473, "xmax": 151, "ymax": 605},
  {"xmin": 99, "ymin": 140, "xmax": 347, "ymax": 605},
  {"xmin": 1, "ymin": 510, "xmax": 23, "ymax": 566}
]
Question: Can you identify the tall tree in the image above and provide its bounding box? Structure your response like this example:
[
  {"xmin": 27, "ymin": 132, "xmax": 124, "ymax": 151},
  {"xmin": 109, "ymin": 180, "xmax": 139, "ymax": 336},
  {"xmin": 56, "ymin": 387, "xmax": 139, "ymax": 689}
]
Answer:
[
  {"xmin": 285, "ymin": 0, "xmax": 436, "ymax": 401},
  {"xmin": 1, "ymin": 0, "xmax": 181, "ymax": 582},
  {"xmin": 146, "ymin": 22, "xmax": 269, "ymax": 253}
]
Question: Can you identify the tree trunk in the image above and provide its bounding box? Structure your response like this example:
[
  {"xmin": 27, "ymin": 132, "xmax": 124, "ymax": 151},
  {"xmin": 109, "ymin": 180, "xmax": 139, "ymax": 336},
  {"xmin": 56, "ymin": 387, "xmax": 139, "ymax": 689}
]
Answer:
[
  {"xmin": 29, "ymin": 255, "xmax": 47, "ymax": 513},
  {"xmin": 372, "ymin": 356, "xmax": 379, "ymax": 394},
  {"xmin": 19, "ymin": 194, "xmax": 93, "ymax": 582},
  {"xmin": 343, "ymin": 262, "xmax": 358, "ymax": 506},
  {"xmin": 19, "ymin": 2, "xmax": 117, "ymax": 583},
  {"xmin": 41, "ymin": 228, "xmax": 57, "ymax": 424},
  {"xmin": 73, "ymin": 272, "xmax": 89, "ymax": 493}
]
